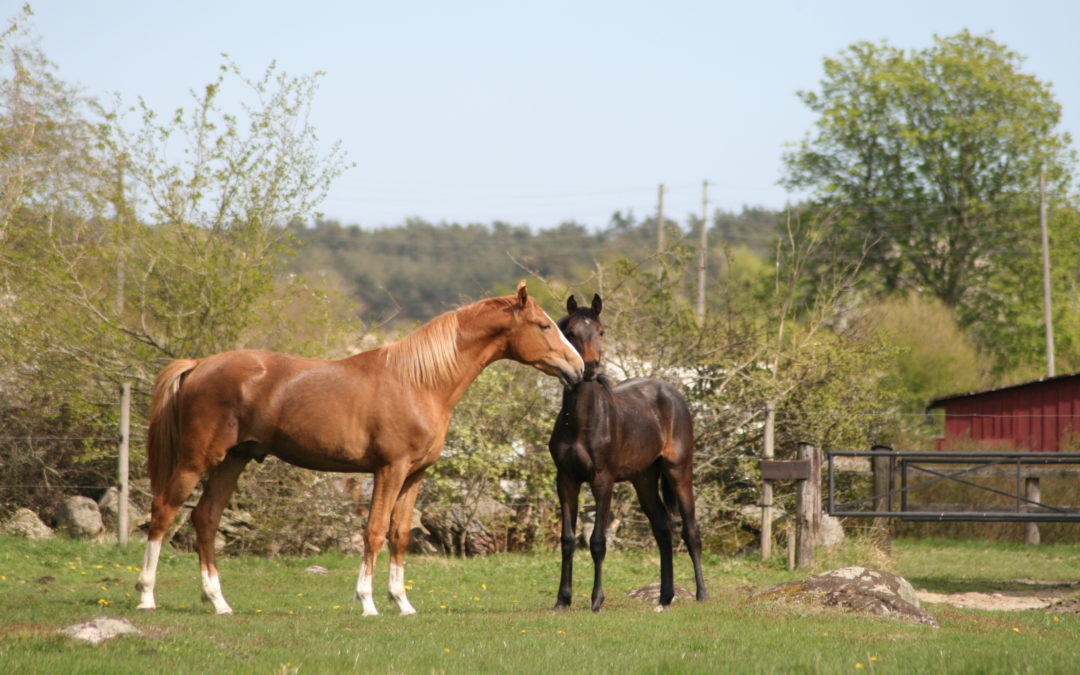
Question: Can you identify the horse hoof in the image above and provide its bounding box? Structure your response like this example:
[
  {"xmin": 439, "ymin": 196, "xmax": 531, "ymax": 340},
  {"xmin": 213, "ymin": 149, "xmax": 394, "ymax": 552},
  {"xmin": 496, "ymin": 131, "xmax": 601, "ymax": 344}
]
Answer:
[
  {"xmin": 216, "ymin": 606, "xmax": 234, "ymax": 615},
  {"xmin": 136, "ymin": 604, "xmax": 155, "ymax": 611},
  {"xmin": 553, "ymin": 603, "xmax": 570, "ymax": 611},
  {"xmin": 653, "ymin": 604, "xmax": 669, "ymax": 613}
]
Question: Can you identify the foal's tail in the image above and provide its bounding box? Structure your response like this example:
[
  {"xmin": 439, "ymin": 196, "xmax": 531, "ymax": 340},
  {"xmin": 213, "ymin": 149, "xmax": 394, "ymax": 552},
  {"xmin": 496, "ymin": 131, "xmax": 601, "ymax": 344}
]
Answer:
[{"xmin": 147, "ymin": 359, "xmax": 198, "ymax": 496}]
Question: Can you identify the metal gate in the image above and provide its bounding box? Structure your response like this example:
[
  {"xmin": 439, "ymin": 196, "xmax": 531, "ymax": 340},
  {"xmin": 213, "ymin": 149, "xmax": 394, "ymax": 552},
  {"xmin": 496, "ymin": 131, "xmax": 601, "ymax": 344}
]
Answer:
[{"xmin": 826, "ymin": 450, "xmax": 1080, "ymax": 522}]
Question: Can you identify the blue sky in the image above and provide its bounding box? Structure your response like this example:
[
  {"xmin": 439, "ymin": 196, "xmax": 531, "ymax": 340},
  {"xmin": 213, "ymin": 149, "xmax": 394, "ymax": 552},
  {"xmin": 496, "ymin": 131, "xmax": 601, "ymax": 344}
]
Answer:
[{"xmin": 24, "ymin": 1, "xmax": 1080, "ymax": 230}]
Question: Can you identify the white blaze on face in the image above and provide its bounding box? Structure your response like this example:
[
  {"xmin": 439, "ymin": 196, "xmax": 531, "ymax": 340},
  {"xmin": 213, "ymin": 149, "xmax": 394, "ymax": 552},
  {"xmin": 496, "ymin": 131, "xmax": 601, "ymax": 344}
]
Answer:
[{"xmin": 542, "ymin": 308, "xmax": 579, "ymax": 357}]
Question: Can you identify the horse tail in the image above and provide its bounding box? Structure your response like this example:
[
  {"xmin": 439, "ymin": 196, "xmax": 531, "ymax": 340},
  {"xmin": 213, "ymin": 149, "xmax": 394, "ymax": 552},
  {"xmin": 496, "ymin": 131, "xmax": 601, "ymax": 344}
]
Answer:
[{"xmin": 147, "ymin": 359, "xmax": 198, "ymax": 496}]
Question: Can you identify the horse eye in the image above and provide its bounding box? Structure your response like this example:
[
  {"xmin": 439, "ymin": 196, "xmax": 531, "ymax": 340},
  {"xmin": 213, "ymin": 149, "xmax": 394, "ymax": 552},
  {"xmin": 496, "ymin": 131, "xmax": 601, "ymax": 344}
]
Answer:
[{"xmin": 540, "ymin": 324, "xmax": 551, "ymax": 331}]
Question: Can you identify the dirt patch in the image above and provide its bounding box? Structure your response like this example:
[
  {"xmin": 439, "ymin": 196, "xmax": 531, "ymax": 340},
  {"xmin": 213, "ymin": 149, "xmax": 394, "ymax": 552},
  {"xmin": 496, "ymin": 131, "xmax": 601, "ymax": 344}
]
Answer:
[{"xmin": 916, "ymin": 579, "xmax": 1078, "ymax": 612}]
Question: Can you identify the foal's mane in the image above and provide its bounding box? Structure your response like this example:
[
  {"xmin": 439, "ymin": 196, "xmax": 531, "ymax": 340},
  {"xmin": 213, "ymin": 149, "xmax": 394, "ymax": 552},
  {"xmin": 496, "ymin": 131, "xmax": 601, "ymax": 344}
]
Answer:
[{"xmin": 383, "ymin": 295, "xmax": 513, "ymax": 387}]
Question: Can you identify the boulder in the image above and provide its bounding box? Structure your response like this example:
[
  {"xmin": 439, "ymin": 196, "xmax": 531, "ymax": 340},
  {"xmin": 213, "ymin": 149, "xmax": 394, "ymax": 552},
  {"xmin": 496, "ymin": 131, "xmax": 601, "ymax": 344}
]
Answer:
[
  {"xmin": 815, "ymin": 513, "xmax": 846, "ymax": 549},
  {"xmin": 749, "ymin": 566, "xmax": 937, "ymax": 627},
  {"xmin": 737, "ymin": 503, "xmax": 787, "ymax": 531},
  {"xmin": 55, "ymin": 496, "xmax": 103, "ymax": 538},
  {"xmin": 1, "ymin": 507, "xmax": 54, "ymax": 539},
  {"xmin": 62, "ymin": 616, "xmax": 140, "ymax": 644},
  {"xmin": 421, "ymin": 496, "xmax": 514, "ymax": 556}
]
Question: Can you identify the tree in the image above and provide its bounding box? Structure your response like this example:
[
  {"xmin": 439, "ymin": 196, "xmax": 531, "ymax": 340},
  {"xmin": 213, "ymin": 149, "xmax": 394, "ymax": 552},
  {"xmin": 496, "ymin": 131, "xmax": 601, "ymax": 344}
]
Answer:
[
  {"xmin": 782, "ymin": 31, "xmax": 1078, "ymax": 367},
  {"xmin": 0, "ymin": 8, "xmax": 354, "ymax": 495}
]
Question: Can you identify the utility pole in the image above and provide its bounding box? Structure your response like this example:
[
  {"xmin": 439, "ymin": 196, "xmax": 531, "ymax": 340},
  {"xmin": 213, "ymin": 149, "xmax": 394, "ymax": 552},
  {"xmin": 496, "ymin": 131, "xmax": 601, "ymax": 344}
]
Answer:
[
  {"xmin": 1040, "ymin": 172, "xmax": 1055, "ymax": 377},
  {"xmin": 656, "ymin": 183, "xmax": 666, "ymax": 259},
  {"xmin": 696, "ymin": 180, "xmax": 709, "ymax": 321}
]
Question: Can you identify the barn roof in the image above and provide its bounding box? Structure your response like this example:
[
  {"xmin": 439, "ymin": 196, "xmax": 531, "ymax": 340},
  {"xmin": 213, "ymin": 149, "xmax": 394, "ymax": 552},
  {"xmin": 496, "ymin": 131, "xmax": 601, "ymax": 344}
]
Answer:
[{"xmin": 927, "ymin": 371, "xmax": 1080, "ymax": 409}]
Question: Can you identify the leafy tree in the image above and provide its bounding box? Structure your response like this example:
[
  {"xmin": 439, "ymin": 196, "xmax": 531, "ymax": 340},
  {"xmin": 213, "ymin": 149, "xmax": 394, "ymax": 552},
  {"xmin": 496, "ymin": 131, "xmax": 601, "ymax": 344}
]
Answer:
[
  {"xmin": 0, "ymin": 9, "xmax": 353, "ymax": 496},
  {"xmin": 782, "ymin": 31, "xmax": 1078, "ymax": 369}
]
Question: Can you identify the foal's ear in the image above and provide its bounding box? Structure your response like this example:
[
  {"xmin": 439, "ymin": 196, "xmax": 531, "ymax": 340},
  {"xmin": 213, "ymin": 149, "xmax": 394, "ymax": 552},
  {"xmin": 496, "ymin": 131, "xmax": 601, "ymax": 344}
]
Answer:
[
  {"xmin": 516, "ymin": 279, "xmax": 529, "ymax": 306},
  {"xmin": 566, "ymin": 295, "xmax": 578, "ymax": 314},
  {"xmin": 591, "ymin": 294, "xmax": 602, "ymax": 316}
]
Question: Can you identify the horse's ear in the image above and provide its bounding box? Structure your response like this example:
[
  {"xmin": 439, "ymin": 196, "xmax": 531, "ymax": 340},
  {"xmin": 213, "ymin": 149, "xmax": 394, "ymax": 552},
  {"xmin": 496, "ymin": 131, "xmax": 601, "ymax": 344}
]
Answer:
[
  {"xmin": 566, "ymin": 295, "xmax": 578, "ymax": 314},
  {"xmin": 591, "ymin": 294, "xmax": 602, "ymax": 316},
  {"xmin": 516, "ymin": 279, "xmax": 529, "ymax": 307}
]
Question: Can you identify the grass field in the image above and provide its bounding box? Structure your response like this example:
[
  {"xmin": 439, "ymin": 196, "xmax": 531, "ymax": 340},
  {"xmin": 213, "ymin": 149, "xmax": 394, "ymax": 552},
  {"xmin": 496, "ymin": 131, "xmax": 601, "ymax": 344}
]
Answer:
[{"xmin": 2, "ymin": 534, "xmax": 1079, "ymax": 673}]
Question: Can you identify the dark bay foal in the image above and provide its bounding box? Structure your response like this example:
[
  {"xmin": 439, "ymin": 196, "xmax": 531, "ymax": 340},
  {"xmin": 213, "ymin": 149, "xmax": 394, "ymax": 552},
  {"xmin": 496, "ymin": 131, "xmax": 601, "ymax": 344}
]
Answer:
[{"xmin": 548, "ymin": 294, "xmax": 706, "ymax": 612}]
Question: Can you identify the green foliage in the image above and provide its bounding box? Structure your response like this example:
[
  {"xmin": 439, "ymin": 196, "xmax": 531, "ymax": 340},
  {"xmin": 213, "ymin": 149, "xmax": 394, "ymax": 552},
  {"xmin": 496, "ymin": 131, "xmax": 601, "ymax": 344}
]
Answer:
[
  {"xmin": 427, "ymin": 362, "xmax": 560, "ymax": 550},
  {"xmin": 859, "ymin": 293, "xmax": 987, "ymax": 411},
  {"xmin": 0, "ymin": 11, "xmax": 353, "ymax": 492},
  {"xmin": 783, "ymin": 31, "xmax": 1079, "ymax": 373}
]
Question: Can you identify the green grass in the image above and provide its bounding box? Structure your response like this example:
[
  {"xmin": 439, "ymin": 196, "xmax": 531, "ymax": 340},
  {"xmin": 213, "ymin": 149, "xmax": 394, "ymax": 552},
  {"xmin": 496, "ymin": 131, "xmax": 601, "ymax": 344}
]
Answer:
[{"xmin": 2, "ymin": 535, "xmax": 1080, "ymax": 673}]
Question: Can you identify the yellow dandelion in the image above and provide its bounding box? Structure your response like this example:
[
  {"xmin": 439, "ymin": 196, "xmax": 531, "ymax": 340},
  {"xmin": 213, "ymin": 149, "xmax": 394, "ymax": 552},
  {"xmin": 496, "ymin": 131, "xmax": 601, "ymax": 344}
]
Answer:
[
  {"xmin": 520, "ymin": 629, "xmax": 527, "ymax": 634},
  {"xmin": 97, "ymin": 598, "xmax": 110, "ymax": 605},
  {"xmin": 94, "ymin": 564, "xmax": 104, "ymax": 569},
  {"xmin": 179, "ymin": 605, "xmax": 187, "ymax": 609},
  {"xmin": 405, "ymin": 585, "xmax": 412, "ymax": 590},
  {"xmin": 296, "ymin": 592, "xmax": 304, "ymax": 597},
  {"xmin": 439, "ymin": 604, "xmax": 447, "ymax": 609},
  {"xmin": 869, "ymin": 657, "xmax": 878, "ymax": 662},
  {"xmin": 1012, "ymin": 627, "xmax": 1020, "ymax": 633},
  {"xmin": 855, "ymin": 664, "xmax": 863, "ymax": 670},
  {"xmin": 473, "ymin": 596, "xmax": 481, "ymax": 601},
  {"xmin": 333, "ymin": 605, "xmax": 341, "ymax": 609},
  {"xmin": 443, "ymin": 648, "xmax": 452, "ymax": 654},
  {"xmin": 1053, "ymin": 616, "xmax": 1061, "ymax": 622},
  {"xmin": 288, "ymin": 610, "xmax": 295, "ymax": 615},
  {"xmin": 481, "ymin": 583, "xmax": 487, "ymax": 590},
  {"xmin": 557, "ymin": 630, "xmax": 567, "ymax": 635},
  {"xmin": 255, "ymin": 609, "xmax": 263, "ymax": 613}
]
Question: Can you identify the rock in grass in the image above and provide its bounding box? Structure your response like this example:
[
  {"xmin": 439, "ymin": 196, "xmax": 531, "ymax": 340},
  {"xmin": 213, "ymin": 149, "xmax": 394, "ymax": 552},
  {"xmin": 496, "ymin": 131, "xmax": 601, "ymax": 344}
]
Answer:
[
  {"xmin": 749, "ymin": 566, "xmax": 938, "ymax": 627},
  {"xmin": 1, "ymin": 508, "xmax": 54, "ymax": 539},
  {"xmin": 62, "ymin": 616, "xmax": 140, "ymax": 644},
  {"xmin": 627, "ymin": 583, "xmax": 694, "ymax": 604}
]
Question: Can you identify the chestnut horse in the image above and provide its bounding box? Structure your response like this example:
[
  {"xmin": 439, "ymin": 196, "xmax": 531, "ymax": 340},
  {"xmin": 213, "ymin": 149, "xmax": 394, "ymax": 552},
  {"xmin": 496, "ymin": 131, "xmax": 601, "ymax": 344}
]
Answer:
[
  {"xmin": 136, "ymin": 281, "xmax": 583, "ymax": 616},
  {"xmin": 548, "ymin": 294, "xmax": 706, "ymax": 611}
]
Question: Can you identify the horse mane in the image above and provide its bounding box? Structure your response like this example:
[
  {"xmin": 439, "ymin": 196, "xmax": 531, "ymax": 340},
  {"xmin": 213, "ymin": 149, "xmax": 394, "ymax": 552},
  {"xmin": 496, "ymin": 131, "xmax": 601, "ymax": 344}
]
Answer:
[{"xmin": 384, "ymin": 309, "xmax": 462, "ymax": 387}]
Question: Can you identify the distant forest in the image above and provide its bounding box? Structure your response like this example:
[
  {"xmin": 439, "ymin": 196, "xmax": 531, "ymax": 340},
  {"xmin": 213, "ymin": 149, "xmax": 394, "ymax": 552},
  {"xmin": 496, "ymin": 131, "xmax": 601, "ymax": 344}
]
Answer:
[{"xmin": 286, "ymin": 206, "xmax": 782, "ymax": 323}]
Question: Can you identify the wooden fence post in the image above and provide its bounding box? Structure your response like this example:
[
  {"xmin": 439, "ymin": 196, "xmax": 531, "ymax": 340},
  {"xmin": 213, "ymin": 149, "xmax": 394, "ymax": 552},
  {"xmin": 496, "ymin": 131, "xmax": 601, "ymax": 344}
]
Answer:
[
  {"xmin": 1025, "ymin": 477, "xmax": 1041, "ymax": 546},
  {"xmin": 761, "ymin": 403, "xmax": 776, "ymax": 560},
  {"xmin": 118, "ymin": 382, "xmax": 130, "ymax": 547},
  {"xmin": 871, "ymin": 445, "xmax": 893, "ymax": 553},
  {"xmin": 795, "ymin": 442, "xmax": 821, "ymax": 568}
]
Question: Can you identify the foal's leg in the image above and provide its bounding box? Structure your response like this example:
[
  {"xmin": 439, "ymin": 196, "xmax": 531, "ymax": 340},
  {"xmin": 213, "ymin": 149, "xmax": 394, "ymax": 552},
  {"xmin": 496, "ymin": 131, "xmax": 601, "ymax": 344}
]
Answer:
[
  {"xmin": 632, "ymin": 470, "xmax": 675, "ymax": 611},
  {"xmin": 136, "ymin": 466, "xmax": 202, "ymax": 610},
  {"xmin": 386, "ymin": 469, "xmax": 426, "ymax": 615},
  {"xmin": 355, "ymin": 462, "xmax": 409, "ymax": 616},
  {"xmin": 664, "ymin": 463, "xmax": 707, "ymax": 601},
  {"xmin": 191, "ymin": 451, "xmax": 250, "ymax": 615},
  {"xmin": 588, "ymin": 476, "xmax": 615, "ymax": 612},
  {"xmin": 553, "ymin": 471, "xmax": 581, "ymax": 610}
]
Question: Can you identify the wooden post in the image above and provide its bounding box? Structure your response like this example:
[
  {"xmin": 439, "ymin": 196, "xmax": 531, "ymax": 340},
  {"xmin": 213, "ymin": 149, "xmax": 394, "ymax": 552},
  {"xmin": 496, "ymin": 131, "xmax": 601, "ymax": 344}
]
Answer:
[
  {"xmin": 871, "ymin": 445, "xmax": 893, "ymax": 553},
  {"xmin": 795, "ymin": 442, "xmax": 821, "ymax": 568},
  {"xmin": 761, "ymin": 403, "xmax": 775, "ymax": 560},
  {"xmin": 786, "ymin": 520, "xmax": 795, "ymax": 571},
  {"xmin": 118, "ymin": 382, "xmax": 131, "ymax": 547},
  {"xmin": 1025, "ymin": 477, "xmax": 1041, "ymax": 546}
]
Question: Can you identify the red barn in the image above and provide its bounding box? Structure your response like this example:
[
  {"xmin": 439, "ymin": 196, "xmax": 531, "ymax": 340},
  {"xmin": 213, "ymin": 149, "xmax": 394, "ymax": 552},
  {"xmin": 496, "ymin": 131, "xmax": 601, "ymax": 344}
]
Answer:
[{"xmin": 927, "ymin": 372, "xmax": 1080, "ymax": 452}]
